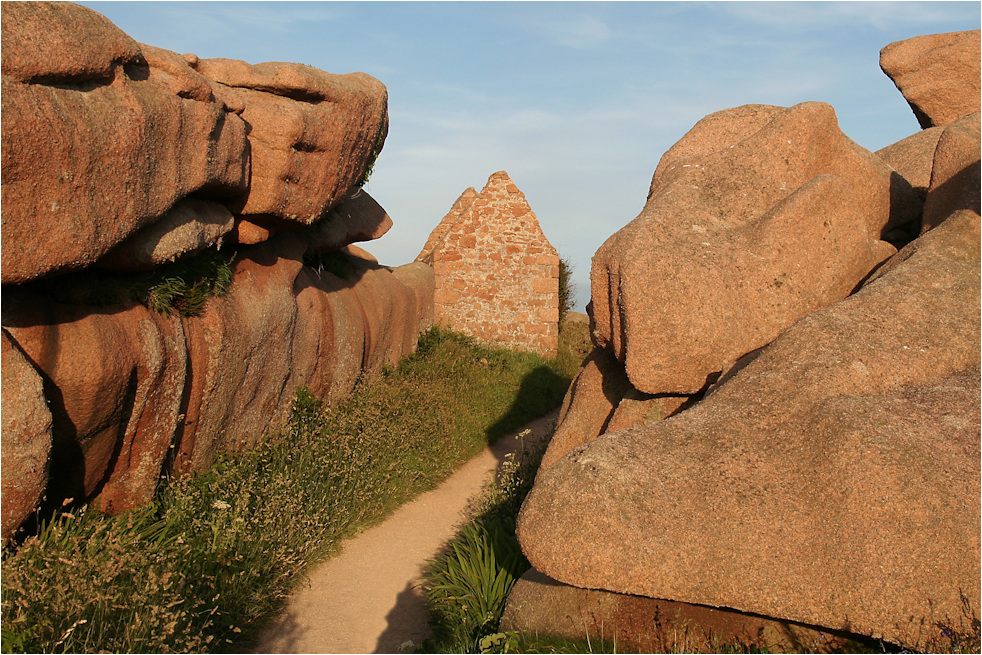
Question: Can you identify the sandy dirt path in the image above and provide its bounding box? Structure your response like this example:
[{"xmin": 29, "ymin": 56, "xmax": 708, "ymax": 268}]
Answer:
[{"xmin": 254, "ymin": 409, "xmax": 558, "ymax": 654}]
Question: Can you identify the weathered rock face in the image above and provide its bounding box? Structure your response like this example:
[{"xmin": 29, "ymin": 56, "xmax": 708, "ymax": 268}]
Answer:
[
  {"xmin": 539, "ymin": 346, "xmax": 690, "ymax": 469},
  {"xmin": 880, "ymin": 30, "xmax": 981, "ymax": 129},
  {"xmin": 96, "ymin": 199, "xmax": 236, "ymax": 272},
  {"xmin": 518, "ymin": 210, "xmax": 981, "ymax": 648},
  {"xmin": 539, "ymin": 347, "xmax": 632, "ymax": 469},
  {"xmin": 0, "ymin": 331, "xmax": 52, "ymax": 541},
  {"xmin": 193, "ymin": 57, "xmax": 388, "ymax": 229},
  {"xmin": 419, "ymin": 171, "xmax": 560, "ymax": 357},
  {"xmin": 0, "ymin": 2, "xmax": 420, "ymax": 541},
  {"xmin": 502, "ymin": 568, "xmax": 865, "ymax": 653},
  {"xmin": 305, "ymin": 189, "xmax": 394, "ymax": 256},
  {"xmin": 2, "ymin": 297, "xmax": 186, "ymax": 511},
  {"xmin": 1, "ymin": 238, "xmax": 434, "ymax": 521},
  {"xmin": 592, "ymin": 102, "xmax": 917, "ymax": 395},
  {"xmin": 875, "ymin": 126, "xmax": 944, "ymax": 202},
  {"xmin": 0, "ymin": 2, "xmax": 249, "ymax": 284},
  {"xmin": 921, "ymin": 111, "xmax": 981, "ymax": 232},
  {"xmin": 0, "ymin": 2, "xmax": 389, "ymax": 285}
]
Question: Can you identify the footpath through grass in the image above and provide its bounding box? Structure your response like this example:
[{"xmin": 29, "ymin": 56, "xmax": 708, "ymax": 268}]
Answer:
[{"xmin": 0, "ymin": 324, "xmax": 589, "ymax": 654}]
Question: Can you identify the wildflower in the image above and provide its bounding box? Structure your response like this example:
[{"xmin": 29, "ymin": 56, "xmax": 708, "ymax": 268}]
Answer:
[{"xmin": 211, "ymin": 500, "xmax": 231, "ymax": 511}]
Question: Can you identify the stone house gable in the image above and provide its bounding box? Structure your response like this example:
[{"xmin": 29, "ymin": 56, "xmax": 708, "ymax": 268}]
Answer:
[{"xmin": 416, "ymin": 171, "xmax": 560, "ymax": 356}]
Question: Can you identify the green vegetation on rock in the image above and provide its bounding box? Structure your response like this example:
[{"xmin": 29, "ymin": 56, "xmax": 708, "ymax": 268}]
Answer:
[{"xmin": 27, "ymin": 247, "xmax": 235, "ymax": 317}]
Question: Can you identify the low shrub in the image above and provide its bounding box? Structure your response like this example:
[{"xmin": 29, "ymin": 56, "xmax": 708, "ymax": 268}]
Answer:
[{"xmin": 557, "ymin": 257, "xmax": 575, "ymax": 326}]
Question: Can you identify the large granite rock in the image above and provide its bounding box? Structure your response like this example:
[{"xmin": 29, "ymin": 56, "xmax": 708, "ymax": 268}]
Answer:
[
  {"xmin": 502, "ymin": 568, "xmax": 866, "ymax": 653},
  {"xmin": 0, "ymin": 2, "xmax": 249, "ymax": 284},
  {"xmin": 96, "ymin": 199, "xmax": 236, "ymax": 272},
  {"xmin": 880, "ymin": 30, "xmax": 981, "ymax": 129},
  {"xmin": 0, "ymin": 1, "xmax": 420, "ymax": 542},
  {"xmin": 172, "ymin": 237, "xmax": 312, "ymax": 475},
  {"xmin": 1, "ymin": 238, "xmax": 435, "ymax": 520},
  {"xmin": 0, "ymin": 2, "xmax": 390, "ymax": 284},
  {"xmin": 875, "ymin": 127, "xmax": 944, "ymax": 203},
  {"xmin": 0, "ymin": 331, "xmax": 52, "ymax": 542},
  {"xmin": 921, "ymin": 112, "xmax": 981, "ymax": 232},
  {"xmin": 304, "ymin": 189, "xmax": 394, "ymax": 256},
  {"xmin": 2, "ymin": 296, "xmax": 188, "ymax": 512},
  {"xmin": 518, "ymin": 209, "xmax": 981, "ymax": 648},
  {"xmin": 193, "ymin": 57, "xmax": 388, "ymax": 230},
  {"xmin": 539, "ymin": 347, "xmax": 633, "ymax": 469},
  {"xmin": 591, "ymin": 102, "xmax": 917, "ymax": 395},
  {"xmin": 540, "ymin": 346, "xmax": 690, "ymax": 469}
]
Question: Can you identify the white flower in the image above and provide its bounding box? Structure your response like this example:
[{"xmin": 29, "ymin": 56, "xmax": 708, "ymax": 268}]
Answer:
[{"xmin": 211, "ymin": 499, "xmax": 231, "ymax": 510}]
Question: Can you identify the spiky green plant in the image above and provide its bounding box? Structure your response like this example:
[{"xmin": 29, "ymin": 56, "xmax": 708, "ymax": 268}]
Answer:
[{"xmin": 424, "ymin": 516, "xmax": 529, "ymax": 651}]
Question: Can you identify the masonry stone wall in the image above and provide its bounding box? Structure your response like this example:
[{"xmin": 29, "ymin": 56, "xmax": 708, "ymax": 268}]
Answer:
[{"xmin": 417, "ymin": 171, "xmax": 560, "ymax": 357}]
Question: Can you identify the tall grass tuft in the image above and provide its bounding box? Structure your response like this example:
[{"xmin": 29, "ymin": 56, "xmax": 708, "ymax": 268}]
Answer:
[
  {"xmin": 25, "ymin": 247, "xmax": 234, "ymax": 317},
  {"xmin": 1, "ymin": 325, "xmax": 586, "ymax": 654}
]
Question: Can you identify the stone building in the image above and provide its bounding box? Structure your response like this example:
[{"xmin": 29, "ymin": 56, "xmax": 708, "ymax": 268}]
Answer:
[{"xmin": 417, "ymin": 171, "xmax": 560, "ymax": 357}]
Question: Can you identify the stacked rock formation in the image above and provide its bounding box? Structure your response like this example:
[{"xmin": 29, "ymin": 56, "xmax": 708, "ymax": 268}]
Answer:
[
  {"xmin": 0, "ymin": 2, "xmax": 433, "ymax": 542},
  {"xmin": 417, "ymin": 171, "xmax": 560, "ymax": 357},
  {"xmin": 512, "ymin": 30, "xmax": 980, "ymax": 650}
]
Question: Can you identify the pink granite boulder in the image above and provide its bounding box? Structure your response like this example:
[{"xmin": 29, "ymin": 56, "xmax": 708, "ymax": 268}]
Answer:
[
  {"xmin": 304, "ymin": 189, "xmax": 394, "ymax": 256},
  {"xmin": 193, "ymin": 57, "xmax": 388, "ymax": 230},
  {"xmin": 0, "ymin": 2, "xmax": 249, "ymax": 284},
  {"xmin": 875, "ymin": 127, "xmax": 945, "ymax": 202},
  {"xmin": 3, "ymin": 296, "xmax": 186, "ymax": 512},
  {"xmin": 921, "ymin": 112, "xmax": 981, "ymax": 232},
  {"xmin": 591, "ymin": 102, "xmax": 917, "ymax": 395},
  {"xmin": 519, "ymin": 209, "xmax": 981, "ymax": 649},
  {"xmin": 96, "ymin": 199, "xmax": 235, "ymax": 272},
  {"xmin": 1, "ymin": 331, "xmax": 52, "ymax": 543},
  {"xmin": 880, "ymin": 30, "xmax": 981, "ymax": 129}
]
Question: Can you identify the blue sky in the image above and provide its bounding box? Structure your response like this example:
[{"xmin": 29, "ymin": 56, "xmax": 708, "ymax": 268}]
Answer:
[{"xmin": 81, "ymin": 1, "xmax": 979, "ymax": 311}]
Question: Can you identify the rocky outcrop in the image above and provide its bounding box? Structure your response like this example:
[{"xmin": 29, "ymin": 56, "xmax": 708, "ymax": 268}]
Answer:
[
  {"xmin": 418, "ymin": 172, "xmax": 560, "ymax": 357},
  {"xmin": 0, "ymin": 1, "xmax": 388, "ymax": 285},
  {"xmin": 591, "ymin": 102, "xmax": 917, "ymax": 395},
  {"xmin": 2, "ymin": 298, "xmax": 188, "ymax": 514},
  {"xmin": 305, "ymin": 189, "xmax": 394, "ymax": 256},
  {"xmin": 519, "ymin": 210, "xmax": 981, "ymax": 648},
  {"xmin": 539, "ymin": 347, "xmax": 688, "ymax": 469},
  {"xmin": 880, "ymin": 30, "xmax": 981, "ymax": 128},
  {"xmin": 2, "ymin": 239, "xmax": 434, "ymax": 518},
  {"xmin": 875, "ymin": 127, "xmax": 944, "ymax": 202},
  {"xmin": 193, "ymin": 57, "xmax": 387, "ymax": 231},
  {"xmin": 515, "ymin": 30, "xmax": 981, "ymax": 649},
  {"xmin": 96, "ymin": 199, "xmax": 236, "ymax": 272},
  {"xmin": 0, "ymin": 2, "xmax": 248, "ymax": 284},
  {"xmin": 0, "ymin": 2, "xmax": 427, "ymax": 541}
]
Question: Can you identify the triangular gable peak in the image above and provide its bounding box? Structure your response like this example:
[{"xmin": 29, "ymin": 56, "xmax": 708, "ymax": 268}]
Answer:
[
  {"xmin": 416, "ymin": 187, "xmax": 477, "ymax": 264},
  {"xmin": 421, "ymin": 170, "xmax": 560, "ymax": 356}
]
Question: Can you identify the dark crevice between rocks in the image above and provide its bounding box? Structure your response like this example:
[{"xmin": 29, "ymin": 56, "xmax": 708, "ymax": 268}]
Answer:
[
  {"xmin": 666, "ymin": 370, "xmax": 722, "ymax": 418},
  {"xmin": 157, "ymin": 321, "xmax": 196, "ymax": 492}
]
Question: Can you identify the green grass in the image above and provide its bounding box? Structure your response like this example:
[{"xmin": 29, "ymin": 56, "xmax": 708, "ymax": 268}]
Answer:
[
  {"xmin": 1, "ymin": 325, "xmax": 587, "ymax": 654},
  {"xmin": 26, "ymin": 246, "xmax": 234, "ymax": 317}
]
